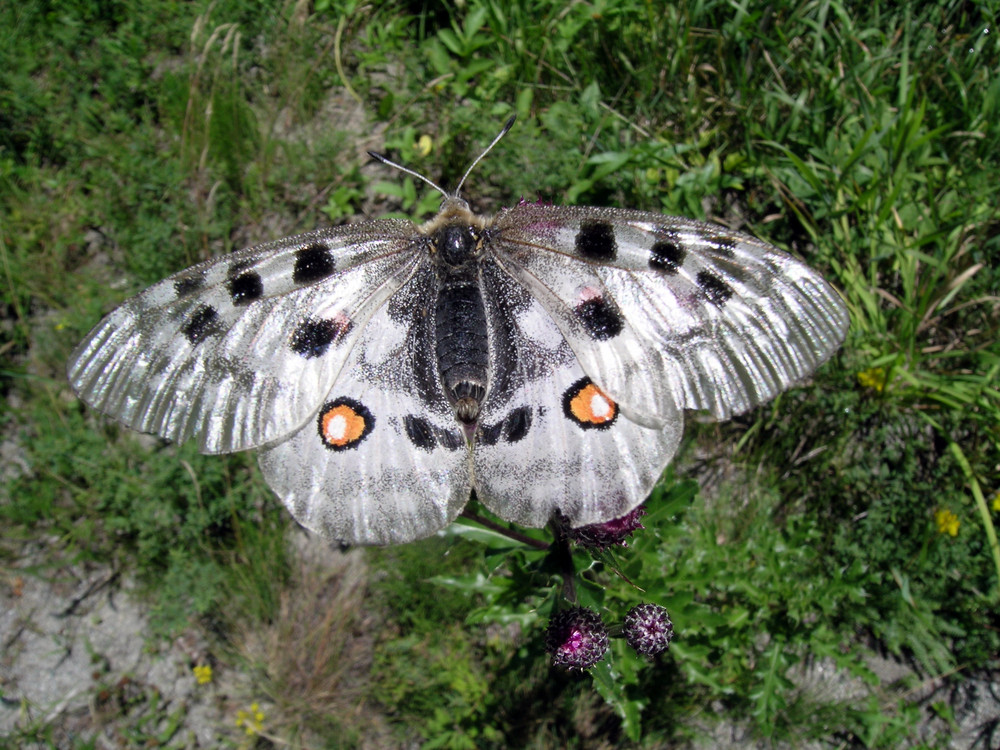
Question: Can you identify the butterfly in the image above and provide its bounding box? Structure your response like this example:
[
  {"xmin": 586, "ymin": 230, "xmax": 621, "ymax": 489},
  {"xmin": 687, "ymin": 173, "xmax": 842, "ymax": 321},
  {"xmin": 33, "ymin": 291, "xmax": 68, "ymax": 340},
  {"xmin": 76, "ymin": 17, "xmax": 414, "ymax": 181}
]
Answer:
[{"xmin": 67, "ymin": 117, "xmax": 849, "ymax": 546}]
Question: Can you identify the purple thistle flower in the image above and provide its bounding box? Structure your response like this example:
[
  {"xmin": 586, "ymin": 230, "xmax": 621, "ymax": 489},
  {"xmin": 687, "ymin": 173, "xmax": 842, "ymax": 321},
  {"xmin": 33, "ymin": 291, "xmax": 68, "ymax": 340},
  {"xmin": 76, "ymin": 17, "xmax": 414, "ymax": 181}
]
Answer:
[
  {"xmin": 544, "ymin": 607, "xmax": 609, "ymax": 669},
  {"xmin": 566, "ymin": 506, "xmax": 646, "ymax": 550},
  {"xmin": 623, "ymin": 603, "xmax": 673, "ymax": 657}
]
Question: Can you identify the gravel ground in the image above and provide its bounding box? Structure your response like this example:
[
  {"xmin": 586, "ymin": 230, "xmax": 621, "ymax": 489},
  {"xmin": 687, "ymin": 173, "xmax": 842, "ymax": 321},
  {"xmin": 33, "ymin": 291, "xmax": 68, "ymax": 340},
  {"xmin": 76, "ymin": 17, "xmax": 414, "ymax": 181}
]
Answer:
[
  {"xmin": 3, "ymin": 533, "xmax": 998, "ymax": 748},
  {"xmin": 2, "ymin": 540, "xmax": 258, "ymax": 747}
]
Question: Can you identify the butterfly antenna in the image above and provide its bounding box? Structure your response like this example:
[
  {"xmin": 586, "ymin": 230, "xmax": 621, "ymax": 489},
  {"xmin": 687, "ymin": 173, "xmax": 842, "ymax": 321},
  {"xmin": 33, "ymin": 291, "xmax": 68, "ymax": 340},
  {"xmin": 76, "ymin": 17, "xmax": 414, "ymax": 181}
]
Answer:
[
  {"xmin": 367, "ymin": 114, "xmax": 516, "ymax": 200},
  {"xmin": 454, "ymin": 114, "xmax": 517, "ymax": 197},
  {"xmin": 366, "ymin": 150, "xmax": 449, "ymax": 199}
]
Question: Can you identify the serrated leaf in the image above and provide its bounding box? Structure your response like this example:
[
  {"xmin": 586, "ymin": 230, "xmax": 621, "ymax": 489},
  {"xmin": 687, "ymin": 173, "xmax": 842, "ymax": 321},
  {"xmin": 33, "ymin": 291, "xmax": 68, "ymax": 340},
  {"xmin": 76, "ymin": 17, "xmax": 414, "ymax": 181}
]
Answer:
[
  {"xmin": 590, "ymin": 658, "xmax": 644, "ymax": 742},
  {"xmin": 428, "ymin": 572, "xmax": 506, "ymax": 595}
]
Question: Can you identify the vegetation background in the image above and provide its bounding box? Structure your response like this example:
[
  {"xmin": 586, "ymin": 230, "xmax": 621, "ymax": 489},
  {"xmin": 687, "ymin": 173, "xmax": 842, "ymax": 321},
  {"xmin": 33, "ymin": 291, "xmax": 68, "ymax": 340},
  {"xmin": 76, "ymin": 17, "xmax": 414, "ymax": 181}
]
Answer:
[{"xmin": 2, "ymin": 0, "xmax": 998, "ymax": 747}]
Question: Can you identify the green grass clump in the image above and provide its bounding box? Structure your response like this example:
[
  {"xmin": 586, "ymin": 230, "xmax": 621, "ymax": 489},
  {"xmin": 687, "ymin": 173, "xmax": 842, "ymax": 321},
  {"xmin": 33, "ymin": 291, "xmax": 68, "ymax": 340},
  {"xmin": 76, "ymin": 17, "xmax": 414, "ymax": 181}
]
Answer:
[{"xmin": 2, "ymin": 0, "xmax": 998, "ymax": 747}]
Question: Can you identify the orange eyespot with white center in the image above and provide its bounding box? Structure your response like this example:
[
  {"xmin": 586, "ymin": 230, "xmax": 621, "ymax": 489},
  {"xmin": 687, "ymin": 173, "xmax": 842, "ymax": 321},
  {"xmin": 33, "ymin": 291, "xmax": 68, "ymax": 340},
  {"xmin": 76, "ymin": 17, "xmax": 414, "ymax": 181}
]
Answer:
[
  {"xmin": 562, "ymin": 378, "xmax": 618, "ymax": 430},
  {"xmin": 317, "ymin": 398, "xmax": 375, "ymax": 451}
]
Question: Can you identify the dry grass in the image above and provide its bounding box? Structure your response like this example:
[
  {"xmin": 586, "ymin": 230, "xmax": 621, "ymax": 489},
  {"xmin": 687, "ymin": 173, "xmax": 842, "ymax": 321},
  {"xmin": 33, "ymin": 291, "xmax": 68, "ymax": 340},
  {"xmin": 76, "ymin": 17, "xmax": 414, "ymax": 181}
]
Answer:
[{"xmin": 233, "ymin": 532, "xmax": 382, "ymax": 746}]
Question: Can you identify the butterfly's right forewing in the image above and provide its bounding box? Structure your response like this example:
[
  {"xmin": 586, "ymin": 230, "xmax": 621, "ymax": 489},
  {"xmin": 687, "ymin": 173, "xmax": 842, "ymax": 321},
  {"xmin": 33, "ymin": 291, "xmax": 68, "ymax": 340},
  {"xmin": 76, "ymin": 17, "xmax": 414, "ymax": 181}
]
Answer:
[{"xmin": 492, "ymin": 204, "xmax": 849, "ymax": 423}]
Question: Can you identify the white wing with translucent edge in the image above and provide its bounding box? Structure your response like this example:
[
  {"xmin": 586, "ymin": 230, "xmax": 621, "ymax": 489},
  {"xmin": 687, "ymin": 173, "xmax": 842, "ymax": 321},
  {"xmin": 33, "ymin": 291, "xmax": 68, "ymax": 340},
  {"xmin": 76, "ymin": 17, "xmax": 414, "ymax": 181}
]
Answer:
[
  {"xmin": 471, "ymin": 261, "xmax": 680, "ymax": 529},
  {"xmin": 259, "ymin": 264, "xmax": 473, "ymax": 546},
  {"xmin": 67, "ymin": 220, "xmax": 422, "ymax": 453},
  {"xmin": 491, "ymin": 203, "xmax": 849, "ymax": 426}
]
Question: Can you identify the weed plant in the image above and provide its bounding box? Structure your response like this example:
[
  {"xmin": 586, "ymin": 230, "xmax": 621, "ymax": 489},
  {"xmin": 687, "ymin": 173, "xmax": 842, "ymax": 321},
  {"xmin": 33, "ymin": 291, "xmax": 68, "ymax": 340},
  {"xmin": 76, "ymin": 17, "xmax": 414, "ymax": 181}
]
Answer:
[{"xmin": 2, "ymin": 0, "xmax": 998, "ymax": 747}]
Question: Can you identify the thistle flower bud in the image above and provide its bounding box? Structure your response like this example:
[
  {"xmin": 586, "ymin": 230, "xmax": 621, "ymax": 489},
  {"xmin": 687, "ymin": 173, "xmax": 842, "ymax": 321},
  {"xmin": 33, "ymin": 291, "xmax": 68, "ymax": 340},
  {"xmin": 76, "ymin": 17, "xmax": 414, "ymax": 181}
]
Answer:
[
  {"xmin": 544, "ymin": 607, "xmax": 609, "ymax": 669},
  {"xmin": 567, "ymin": 506, "xmax": 646, "ymax": 550},
  {"xmin": 623, "ymin": 603, "xmax": 673, "ymax": 657}
]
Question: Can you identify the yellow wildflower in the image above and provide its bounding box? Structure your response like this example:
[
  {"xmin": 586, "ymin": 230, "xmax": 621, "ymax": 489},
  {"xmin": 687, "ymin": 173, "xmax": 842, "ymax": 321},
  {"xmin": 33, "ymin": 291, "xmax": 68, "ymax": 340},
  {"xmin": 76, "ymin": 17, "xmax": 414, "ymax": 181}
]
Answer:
[
  {"xmin": 934, "ymin": 509, "xmax": 960, "ymax": 537},
  {"xmin": 193, "ymin": 664, "xmax": 213, "ymax": 685},
  {"xmin": 991, "ymin": 492, "xmax": 1000, "ymax": 512},
  {"xmin": 857, "ymin": 367, "xmax": 886, "ymax": 392},
  {"xmin": 416, "ymin": 134, "xmax": 433, "ymax": 157},
  {"xmin": 236, "ymin": 701, "xmax": 266, "ymax": 736}
]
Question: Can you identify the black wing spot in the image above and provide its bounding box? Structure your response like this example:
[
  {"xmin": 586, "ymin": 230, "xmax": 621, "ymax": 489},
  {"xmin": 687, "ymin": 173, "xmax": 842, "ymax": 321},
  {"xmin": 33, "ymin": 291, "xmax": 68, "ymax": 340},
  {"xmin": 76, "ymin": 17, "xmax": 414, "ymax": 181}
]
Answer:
[
  {"xmin": 575, "ymin": 220, "xmax": 617, "ymax": 261},
  {"xmin": 437, "ymin": 428, "xmax": 465, "ymax": 451},
  {"xmin": 403, "ymin": 415, "xmax": 464, "ymax": 452},
  {"xmin": 575, "ymin": 297, "xmax": 624, "ymax": 340},
  {"xmin": 290, "ymin": 317, "xmax": 352, "ymax": 359},
  {"xmin": 649, "ymin": 240, "xmax": 685, "ymax": 274},
  {"xmin": 174, "ymin": 275, "xmax": 204, "ymax": 297},
  {"xmin": 227, "ymin": 271, "xmax": 264, "ymax": 305},
  {"xmin": 503, "ymin": 406, "xmax": 532, "ymax": 443},
  {"xmin": 478, "ymin": 407, "xmax": 532, "ymax": 445},
  {"xmin": 713, "ymin": 236, "xmax": 738, "ymax": 257},
  {"xmin": 404, "ymin": 415, "xmax": 437, "ymax": 451},
  {"xmin": 181, "ymin": 304, "xmax": 221, "ymax": 345},
  {"xmin": 696, "ymin": 270, "xmax": 734, "ymax": 306},
  {"xmin": 293, "ymin": 243, "xmax": 336, "ymax": 284},
  {"xmin": 478, "ymin": 420, "xmax": 503, "ymax": 446}
]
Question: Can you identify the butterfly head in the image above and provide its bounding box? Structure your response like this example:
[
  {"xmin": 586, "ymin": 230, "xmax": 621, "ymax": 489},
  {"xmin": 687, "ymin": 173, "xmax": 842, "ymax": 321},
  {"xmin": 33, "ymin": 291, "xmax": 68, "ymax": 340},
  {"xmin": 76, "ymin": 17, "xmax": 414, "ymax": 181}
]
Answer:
[
  {"xmin": 421, "ymin": 195, "xmax": 487, "ymax": 265},
  {"xmin": 434, "ymin": 223, "xmax": 483, "ymax": 267}
]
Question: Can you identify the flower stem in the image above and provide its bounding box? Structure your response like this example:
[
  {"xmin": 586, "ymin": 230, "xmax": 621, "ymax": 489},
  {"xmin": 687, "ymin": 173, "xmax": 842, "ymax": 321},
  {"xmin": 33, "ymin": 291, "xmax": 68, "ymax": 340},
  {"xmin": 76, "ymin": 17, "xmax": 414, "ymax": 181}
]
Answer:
[{"xmin": 458, "ymin": 510, "xmax": 550, "ymax": 550}]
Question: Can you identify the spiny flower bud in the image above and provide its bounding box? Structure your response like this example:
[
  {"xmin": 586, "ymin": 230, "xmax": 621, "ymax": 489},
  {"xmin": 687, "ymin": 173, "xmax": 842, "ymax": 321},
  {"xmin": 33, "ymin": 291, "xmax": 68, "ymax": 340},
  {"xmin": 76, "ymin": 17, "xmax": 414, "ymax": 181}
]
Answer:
[
  {"xmin": 567, "ymin": 506, "xmax": 646, "ymax": 550},
  {"xmin": 623, "ymin": 603, "xmax": 673, "ymax": 657},
  {"xmin": 545, "ymin": 607, "xmax": 609, "ymax": 669}
]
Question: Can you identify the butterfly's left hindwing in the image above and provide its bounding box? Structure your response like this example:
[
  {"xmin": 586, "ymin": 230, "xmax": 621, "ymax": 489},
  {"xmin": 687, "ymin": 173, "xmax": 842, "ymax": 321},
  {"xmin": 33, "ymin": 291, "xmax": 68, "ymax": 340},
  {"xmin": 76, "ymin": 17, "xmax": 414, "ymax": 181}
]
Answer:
[{"xmin": 258, "ymin": 265, "xmax": 472, "ymax": 546}]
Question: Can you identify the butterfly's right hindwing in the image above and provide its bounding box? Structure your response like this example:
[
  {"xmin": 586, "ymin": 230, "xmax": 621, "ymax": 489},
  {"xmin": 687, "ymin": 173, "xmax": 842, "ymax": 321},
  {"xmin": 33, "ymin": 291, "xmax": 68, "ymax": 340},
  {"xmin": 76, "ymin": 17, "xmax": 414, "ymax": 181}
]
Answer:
[
  {"xmin": 67, "ymin": 220, "xmax": 421, "ymax": 454},
  {"xmin": 471, "ymin": 261, "xmax": 680, "ymax": 529}
]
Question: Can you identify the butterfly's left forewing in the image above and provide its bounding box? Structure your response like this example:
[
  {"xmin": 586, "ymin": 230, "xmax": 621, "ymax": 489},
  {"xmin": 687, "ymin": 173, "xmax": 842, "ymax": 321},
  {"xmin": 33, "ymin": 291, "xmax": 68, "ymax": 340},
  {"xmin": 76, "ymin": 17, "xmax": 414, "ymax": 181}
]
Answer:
[{"xmin": 68, "ymin": 220, "xmax": 421, "ymax": 453}]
